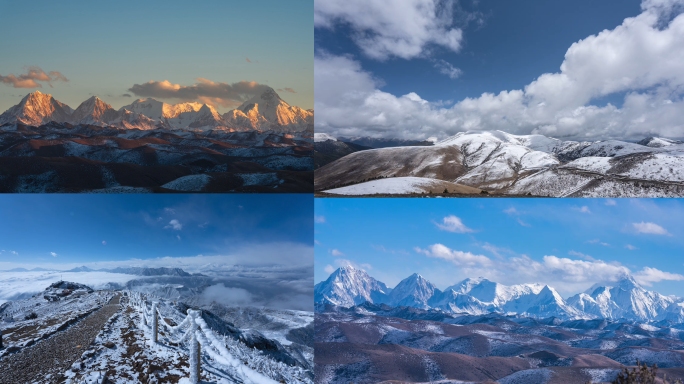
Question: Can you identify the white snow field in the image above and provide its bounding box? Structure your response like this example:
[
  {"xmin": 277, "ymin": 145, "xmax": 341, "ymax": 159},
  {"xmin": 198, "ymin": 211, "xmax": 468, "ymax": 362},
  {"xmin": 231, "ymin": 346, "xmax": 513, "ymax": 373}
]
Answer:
[
  {"xmin": 324, "ymin": 176, "xmax": 482, "ymax": 195},
  {"xmin": 314, "ymin": 133, "xmax": 337, "ymax": 142},
  {"xmin": 161, "ymin": 174, "xmax": 212, "ymax": 191},
  {"xmin": 315, "ymin": 130, "xmax": 684, "ymax": 197}
]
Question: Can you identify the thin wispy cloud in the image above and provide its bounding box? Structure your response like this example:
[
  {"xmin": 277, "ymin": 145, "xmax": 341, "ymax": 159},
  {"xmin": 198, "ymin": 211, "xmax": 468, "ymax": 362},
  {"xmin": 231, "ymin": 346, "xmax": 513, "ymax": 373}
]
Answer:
[
  {"xmin": 330, "ymin": 258, "xmax": 372, "ymax": 271},
  {"xmin": 371, "ymin": 244, "xmax": 408, "ymax": 255},
  {"xmin": 433, "ymin": 59, "xmax": 463, "ymax": 79},
  {"xmin": 588, "ymin": 239, "xmax": 610, "ymax": 247},
  {"xmin": 517, "ymin": 219, "xmax": 531, "ymax": 227},
  {"xmin": 632, "ymin": 221, "xmax": 670, "ymax": 235},
  {"xmin": 481, "ymin": 243, "xmax": 510, "ymax": 258},
  {"xmin": 504, "ymin": 207, "xmax": 519, "ymax": 215},
  {"xmin": 0, "ymin": 242, "xmax": 314, "ymax": 272},
  {"xmin": 568, "ymin": 250, "xmax": 594, "ymax": 261}
]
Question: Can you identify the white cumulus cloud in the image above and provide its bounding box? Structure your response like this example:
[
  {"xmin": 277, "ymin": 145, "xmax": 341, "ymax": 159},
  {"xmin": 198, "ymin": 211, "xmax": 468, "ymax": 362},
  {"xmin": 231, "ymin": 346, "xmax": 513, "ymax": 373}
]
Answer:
[
  {"xmin": 165, "ymin": 219, "xmax": 183, "ymax": 231},
  {"xmin": 315, "ymin": 1, "xmax": 684, "ymax": 140},
  {"xmin": 415, "ymin": 244, "xmax": 491, "ymax": 266},
  {"xmin": 633, "ymin": 267, "xmax": 684, "ymax": 286},
  {"xmin": 435, "ymin": 215, "xmax": 473, "ymax": 233},
  {"xmin": 314, "ymin": 0, "xmax": 464, "ymax": 60}
]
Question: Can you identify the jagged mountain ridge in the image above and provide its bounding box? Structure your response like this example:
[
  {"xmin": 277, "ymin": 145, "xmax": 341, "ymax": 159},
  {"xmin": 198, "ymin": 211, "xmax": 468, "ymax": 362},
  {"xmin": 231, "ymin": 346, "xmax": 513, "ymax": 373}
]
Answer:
[
  {"xmin": 0, "ymin": 88, "xmax": 312, "ymax": 132},
  {"xmin": 315, "ymin": 130, "xmax": 684, "ymax": 197},
  {"xmin": 314, "ymin": 266, "xmax": 684, "ymax": 322}
]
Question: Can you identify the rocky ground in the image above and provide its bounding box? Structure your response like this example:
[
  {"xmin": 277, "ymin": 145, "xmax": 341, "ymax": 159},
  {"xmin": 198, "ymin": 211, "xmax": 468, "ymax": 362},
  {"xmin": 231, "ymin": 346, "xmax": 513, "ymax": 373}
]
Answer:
[{"xmin": 0, "ymin": 295, "xmax": 121, "ymax": 384}]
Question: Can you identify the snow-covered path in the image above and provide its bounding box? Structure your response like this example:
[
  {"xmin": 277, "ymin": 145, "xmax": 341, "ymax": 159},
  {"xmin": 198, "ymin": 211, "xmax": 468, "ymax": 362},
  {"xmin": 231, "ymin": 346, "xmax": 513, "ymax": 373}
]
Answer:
[{"xmin": 0, "ymin": 295, "xmax": 121, "ymax": 384}]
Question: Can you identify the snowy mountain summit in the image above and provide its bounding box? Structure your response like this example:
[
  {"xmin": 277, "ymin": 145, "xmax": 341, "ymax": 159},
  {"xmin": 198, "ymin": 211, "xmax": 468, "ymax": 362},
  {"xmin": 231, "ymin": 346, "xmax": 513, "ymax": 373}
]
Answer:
[
  {"xmin": 223, "ymin": 87, "xmax": 313, "ymax": 132},
  {"xmin": 313, "ymin": 266, "xmax": 391, "ymax": 307},
  {"xmin": 0, "ymin": 88, "xmax": 312, "ymax": 132},
  {"xmin": 315, "ymin": 268, "xmax": 684, "ymax": 322}
]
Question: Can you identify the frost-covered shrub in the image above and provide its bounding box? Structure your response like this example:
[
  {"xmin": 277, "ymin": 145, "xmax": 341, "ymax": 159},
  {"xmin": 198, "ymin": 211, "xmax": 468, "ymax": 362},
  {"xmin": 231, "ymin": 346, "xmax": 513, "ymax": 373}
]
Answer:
[{"xmin": 611, "ymin": 360, "xmax": 683, "ymax": 384}]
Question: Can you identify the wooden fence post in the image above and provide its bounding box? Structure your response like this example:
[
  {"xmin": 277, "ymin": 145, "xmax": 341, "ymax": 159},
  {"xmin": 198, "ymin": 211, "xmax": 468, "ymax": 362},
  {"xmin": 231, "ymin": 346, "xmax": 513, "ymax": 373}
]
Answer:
[
  {"xmin": 188, "ymin": 309, "xmax": 200, "ymax": 384},
  {"xmin": 152, "ymin": 301, "xmax": 158, "ymax": 343},
  {"xmin": 197, "ymin": 340, "xmax": 201, "ymax": 380}
]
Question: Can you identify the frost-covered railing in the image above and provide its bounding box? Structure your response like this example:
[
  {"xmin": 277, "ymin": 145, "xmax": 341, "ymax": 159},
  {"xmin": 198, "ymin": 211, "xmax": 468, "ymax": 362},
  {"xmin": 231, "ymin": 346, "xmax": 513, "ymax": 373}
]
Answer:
[{"xmin": 131, "ymin": 291, "xmax": 310, "ymax": 384}]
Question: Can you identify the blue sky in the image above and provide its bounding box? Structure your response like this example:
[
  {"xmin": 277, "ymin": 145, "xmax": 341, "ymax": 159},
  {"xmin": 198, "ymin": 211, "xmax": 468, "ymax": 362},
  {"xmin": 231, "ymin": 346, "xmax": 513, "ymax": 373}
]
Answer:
[
  {"xmin": 315, "ymin": 198, "xmax": 684, "ymax": 298},
  {"xmin": 0, "ymin": 194, "xmax": 312, "ymax": 268},
  {"xmin": 0, "ymin": 0, "xmax": 312, "ymax": 113},
  {"xmin": 314, "ymin": 0, "xmax": 684, "ymax": 140}
]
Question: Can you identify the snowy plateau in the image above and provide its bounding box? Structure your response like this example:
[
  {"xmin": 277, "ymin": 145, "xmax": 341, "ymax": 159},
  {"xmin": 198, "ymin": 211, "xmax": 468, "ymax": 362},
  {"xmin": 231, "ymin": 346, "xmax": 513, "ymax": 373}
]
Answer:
[
  {"xmin": 0, "ymin": 90, "xmax": 313, "ymax": 192},
  {"xmin": 314, "ymin": 131, "xmax": 684, "ymax": 197},
  {"xmin": 0, "ymin": 269, "xmax": 313, "ymax": 384},
  {"xmin": 314, "ymin": 267, "xmax": 684, "ymax": 383}
]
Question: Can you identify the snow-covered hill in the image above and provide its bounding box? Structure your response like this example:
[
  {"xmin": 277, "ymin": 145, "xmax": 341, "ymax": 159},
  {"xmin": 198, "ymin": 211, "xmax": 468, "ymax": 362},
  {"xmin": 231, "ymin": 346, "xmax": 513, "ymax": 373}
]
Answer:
[
  {"xmin": 315, "ymin": 130, "xmax": 684, "ymax": 197},
  {"xmin": 322, "ymin": 176, "xmax": 483, "ymax": 195},
  {"xmin": 313, "ymin": 133, "xmax": 337, "ymax": 142},
  {"xmin": 316, "ymin": 305, "xmax": 684, "ymax": 384},
  {"xmin": 0, "ymin": 88, "xmax": 312, "ymax": 132},
  {"xmin": 314, "ymin": 267, "xmax": 684, "ymax": 322}
]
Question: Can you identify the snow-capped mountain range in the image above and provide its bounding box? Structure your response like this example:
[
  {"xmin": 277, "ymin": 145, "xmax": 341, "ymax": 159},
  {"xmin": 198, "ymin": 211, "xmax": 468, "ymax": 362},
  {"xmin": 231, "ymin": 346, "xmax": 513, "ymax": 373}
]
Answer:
[
  {"xmin": 314, "ymin": 267, "xmax": 684, "ymax": 322},
  {"xmin": 315, "ymin": 130, "xmax": 684, "ymax": 197},
  {"xmin": 0, "ymin": 89, "xmax": 313, "ymax": 132}
]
